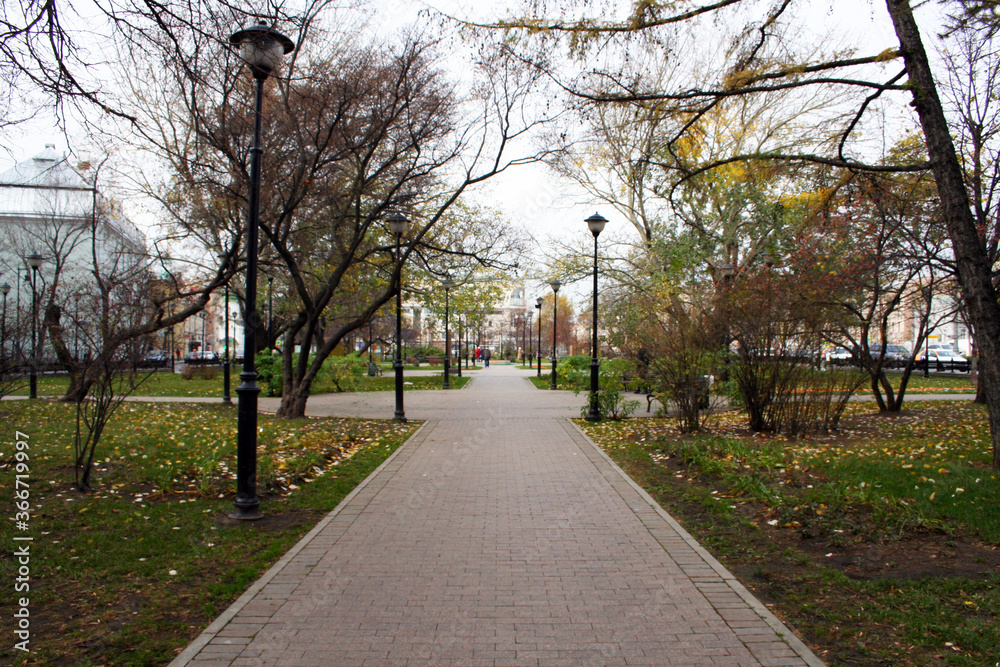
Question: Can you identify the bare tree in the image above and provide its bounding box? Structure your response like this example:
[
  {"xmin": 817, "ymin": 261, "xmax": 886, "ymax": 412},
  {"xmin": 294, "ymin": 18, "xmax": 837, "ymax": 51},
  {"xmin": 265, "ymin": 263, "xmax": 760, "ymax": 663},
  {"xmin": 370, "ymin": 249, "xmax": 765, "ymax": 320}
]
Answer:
[
  {"xmin": 130, "ymin": 15, "xmax": 551, "ymax": 418},
  {"xmin": 465, "ymin": 0, "xmax": 1000, "ymax": 468}
]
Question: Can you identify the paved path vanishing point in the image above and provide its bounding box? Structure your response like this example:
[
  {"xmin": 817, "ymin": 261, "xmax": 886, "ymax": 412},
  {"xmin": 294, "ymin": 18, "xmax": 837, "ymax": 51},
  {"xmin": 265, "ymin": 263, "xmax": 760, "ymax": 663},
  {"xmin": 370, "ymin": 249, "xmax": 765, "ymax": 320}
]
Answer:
[{"xmin": 171, "ymin": 363, "xmax": 824, "ymax": 667}]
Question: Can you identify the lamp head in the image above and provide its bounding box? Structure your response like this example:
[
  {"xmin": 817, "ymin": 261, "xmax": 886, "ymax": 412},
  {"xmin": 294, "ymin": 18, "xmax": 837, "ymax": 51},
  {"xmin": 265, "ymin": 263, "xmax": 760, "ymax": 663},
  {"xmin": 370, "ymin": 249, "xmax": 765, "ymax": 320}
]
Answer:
[
  {"xmin": 442, "ymin": 274, "xmax": 455, "ymax": 290},
  {"xmin": 229, "ymin": 21, "xmax": 295, "ymax": 77},
  {"xmin": 585, "ymin": 212, "xmax": 607, "ymax": 237},
  {"xmin": 550, "ymin": 279, "xmax": 561, "ymax": 294},
  {"xmin": 26, "ymin": 253, "xmax": 44, "ymax": 270},
  {"xmin": 387, "ymin": 212, "xmax": 409, "ymax": 236},
  {"xmin": 535, "ymin": 297, "xmax": 543, "ymax": 309},
  {"xmin": 1, "ymin": 283, "xmax": 10, "ymax": 296}
]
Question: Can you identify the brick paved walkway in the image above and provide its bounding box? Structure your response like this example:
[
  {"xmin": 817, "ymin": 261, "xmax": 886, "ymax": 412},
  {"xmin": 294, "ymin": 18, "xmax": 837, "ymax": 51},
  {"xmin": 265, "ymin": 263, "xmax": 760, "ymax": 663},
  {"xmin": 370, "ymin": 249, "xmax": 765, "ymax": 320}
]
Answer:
[{"xmin": 171, "ymin": 365, "xmax": 824, "ymax": 666}]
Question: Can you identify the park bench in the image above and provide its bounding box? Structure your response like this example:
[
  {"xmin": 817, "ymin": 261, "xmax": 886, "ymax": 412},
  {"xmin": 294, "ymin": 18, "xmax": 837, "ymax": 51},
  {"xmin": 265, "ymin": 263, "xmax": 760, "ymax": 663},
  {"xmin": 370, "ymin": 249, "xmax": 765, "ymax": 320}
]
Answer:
[
  {"xmin": 367, "ymin": 362, "xmax": 383, "ymax": 377},
  {"xmin": 622, "ymin": 370, "xmax": 649, "ymax": 394},
  {"xmin": 621, "ymin": 371, "xmax": 659, "ymax": 412}
]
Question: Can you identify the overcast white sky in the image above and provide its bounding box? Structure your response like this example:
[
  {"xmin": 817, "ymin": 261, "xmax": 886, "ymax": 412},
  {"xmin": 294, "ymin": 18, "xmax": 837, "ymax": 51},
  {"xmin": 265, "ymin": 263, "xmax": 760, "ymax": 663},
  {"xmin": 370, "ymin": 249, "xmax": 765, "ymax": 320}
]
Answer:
[{"xmin": 0, "ymin": 0, "xmax": 949, "ymax": 305}]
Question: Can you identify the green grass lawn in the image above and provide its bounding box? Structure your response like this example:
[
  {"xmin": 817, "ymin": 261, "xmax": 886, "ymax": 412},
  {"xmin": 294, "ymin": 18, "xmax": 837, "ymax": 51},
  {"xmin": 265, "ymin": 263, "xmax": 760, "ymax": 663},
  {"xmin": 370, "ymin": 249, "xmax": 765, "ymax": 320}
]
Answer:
[
  {"xmin": 580, "ymin": 400, "xmax": 999, "ymax": 666},
  {"xmin": 9, "ymin": 369, "xmax": 469, "ymax": 399},
  {"xmin": 529, "ymin": 370, "xmax": 977, "ymax": 396},
  {"xmin": 0, "ymin": 401, "xmax": 419, "ymax": 666},
  {"xmin": 871, "ymin": 372, "xmax": 976, "ymax": 394}
]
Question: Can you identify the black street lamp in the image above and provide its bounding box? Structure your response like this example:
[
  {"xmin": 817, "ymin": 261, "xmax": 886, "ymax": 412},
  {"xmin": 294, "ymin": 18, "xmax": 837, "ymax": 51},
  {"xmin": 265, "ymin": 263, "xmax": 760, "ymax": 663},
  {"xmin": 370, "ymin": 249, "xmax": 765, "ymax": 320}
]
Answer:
[
  {"xmin": 549, "ymin": 279, "xmax": 561, "ymax": 390},
  {"xmin": 585, "ymin": 212, "xmax": 607, "ymax": 421},
  {"xmin": 228, "ymin": 20, "xmax": 296, "ymax": 521},
  {"xmin": 26, "ymin": 253, "xmax": 43, "ymax": 399},
  {"xmin": 1, "ymin": 282, "xmax": 10, "ymax": 364},
  {"xmin": 442, "ymin": 274, "xmax": 454, "ymax": 389},
  {"xmin": 519, "ymin": 314, "xmax": 526, "ymax": 366},
  {"xmin": 923, "ymin": 286, "xmax": 932, "ymax": 379},
  {"xmin": 218, "ymin": 253, "xmax": 233, "ymax": 404},
  {"xmin": 167, "ymin": 317, "xmax": 175, "ymax": 372},
  {"xmin": 456, "ymin": 313, "xmax": 463, "ymax": 377},
  {"xmin": 388, "ymin": 212, "xmax": 409, "ymax": 421},
  {"xmin": 15, "ymin": 270, "xmax": 24, "ymax": 362},
  {"xmin": 526, "ymin": 310, "xmax": 533, "ymax": 369},
  {"xmin": 199, "ymin": 312, "xmax": 208, "ymax": 357},
  {"xmin": 535, "ymin": 296, "xmax": 543, "ymax": 376}
]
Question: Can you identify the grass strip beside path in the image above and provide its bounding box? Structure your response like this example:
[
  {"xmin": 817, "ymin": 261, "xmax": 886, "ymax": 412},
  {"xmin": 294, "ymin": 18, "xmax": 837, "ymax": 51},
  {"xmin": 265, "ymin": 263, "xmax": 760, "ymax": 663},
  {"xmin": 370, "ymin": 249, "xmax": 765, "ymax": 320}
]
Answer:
[
  {"xmin": 0, "ymin": 401, "xmax": 419, "ymax": 666},
  {"xmin": 8, "ymin": 371, "xmax": 469, "ymax": 399},
  {"xmin": 579, "ymin": 401, "xmax": 999, "ymax": 667}
]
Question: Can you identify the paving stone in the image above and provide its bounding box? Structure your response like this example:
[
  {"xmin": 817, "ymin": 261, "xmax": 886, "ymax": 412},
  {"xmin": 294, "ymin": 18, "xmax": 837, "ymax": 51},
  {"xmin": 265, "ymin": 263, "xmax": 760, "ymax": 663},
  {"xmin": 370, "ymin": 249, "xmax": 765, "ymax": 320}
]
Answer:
[{"xmin": 169, "ymin": 365, "xmax": 823, "ymax": 667}]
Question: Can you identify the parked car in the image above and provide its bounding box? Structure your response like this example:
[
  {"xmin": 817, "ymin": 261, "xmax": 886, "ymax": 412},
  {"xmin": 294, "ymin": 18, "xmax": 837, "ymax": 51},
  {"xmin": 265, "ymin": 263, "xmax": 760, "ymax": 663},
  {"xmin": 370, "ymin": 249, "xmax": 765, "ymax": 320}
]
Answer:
[
  {"xmin": 867, "ymin": 344, "xmax": 911, "ymax": 368},
  {"xmin": 917, "ymin": 349, "xmax": 971, "ymax": 372},
  {"xmin": 824, "ymin": 345, "xmax": 856, "ymax": 366},
  {"xmin": 927, "ymin": 343, "xmax": 962, "ymax": 356},
  {"xmin": 185, "ymin": 350, "xmax": 220, "ymax": 365},
  {"xmin": 143, "ymin": 350, "xmax": 169, "ymax": 368}
]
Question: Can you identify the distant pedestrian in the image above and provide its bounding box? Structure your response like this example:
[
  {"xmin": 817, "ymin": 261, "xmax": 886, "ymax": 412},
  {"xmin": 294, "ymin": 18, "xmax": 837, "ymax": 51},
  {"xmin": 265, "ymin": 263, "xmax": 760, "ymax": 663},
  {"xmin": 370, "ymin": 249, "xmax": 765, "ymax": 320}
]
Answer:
[{"xmin": 483, "ymin": 347, "xmax": 491, "ymax": 367}]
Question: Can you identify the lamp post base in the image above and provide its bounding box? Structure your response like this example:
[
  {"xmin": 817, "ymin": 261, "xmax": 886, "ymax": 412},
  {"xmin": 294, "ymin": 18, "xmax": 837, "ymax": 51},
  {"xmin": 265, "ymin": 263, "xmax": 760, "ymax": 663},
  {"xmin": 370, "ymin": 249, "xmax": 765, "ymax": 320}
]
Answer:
[
  {"xmin": 586, "ymin": 358, "xmax": 601, "ymax": 421},
  {"xmin": 232, "ymin": 370, "xmax": 263, "ymax": 520},
  {"xmin": 230, "ymin": 497, "xmax": 264, "ymax": 521},
  {"xmin": 550, "ymin": 356, "xmax": 558, "ymax": 390},
  {"xmin": 393, "ymin": 359, "xmax": 406, "ymax": 421},
  {"xmin": 222, "ymin": 361, "xmax": 232, "ymax": 404}
]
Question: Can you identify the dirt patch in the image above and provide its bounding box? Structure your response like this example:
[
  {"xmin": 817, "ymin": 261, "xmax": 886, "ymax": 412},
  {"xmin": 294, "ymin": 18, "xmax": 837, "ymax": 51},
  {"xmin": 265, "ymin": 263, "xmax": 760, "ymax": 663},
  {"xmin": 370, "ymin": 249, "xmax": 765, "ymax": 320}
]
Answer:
[
  {"xmin": 797, "ymin": 533, "xmax": 1000, "ymax": 581},
  {"xmin": 213, "ymin": 508, "xmax": 325, "ymax": 532}
]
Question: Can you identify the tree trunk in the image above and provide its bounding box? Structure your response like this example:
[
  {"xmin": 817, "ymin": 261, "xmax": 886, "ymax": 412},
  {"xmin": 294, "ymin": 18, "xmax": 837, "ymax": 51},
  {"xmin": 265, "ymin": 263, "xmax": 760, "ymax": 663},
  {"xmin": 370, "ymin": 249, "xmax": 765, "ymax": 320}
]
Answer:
[
  {"xmin": 887, "ymin": 0, "xmax": 1000, "ymax": 469},
  {"xmin": 275, "ymin": 386, "xmax": 309, "ymax": 420}
]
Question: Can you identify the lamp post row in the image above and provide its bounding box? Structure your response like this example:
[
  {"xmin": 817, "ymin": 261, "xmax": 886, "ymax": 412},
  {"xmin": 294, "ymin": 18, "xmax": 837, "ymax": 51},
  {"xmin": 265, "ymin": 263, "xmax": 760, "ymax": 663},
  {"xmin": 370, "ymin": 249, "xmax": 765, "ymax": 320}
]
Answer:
[{"xmin": 225, "ymin": 18, "xmax": 609, "ymax": 517}]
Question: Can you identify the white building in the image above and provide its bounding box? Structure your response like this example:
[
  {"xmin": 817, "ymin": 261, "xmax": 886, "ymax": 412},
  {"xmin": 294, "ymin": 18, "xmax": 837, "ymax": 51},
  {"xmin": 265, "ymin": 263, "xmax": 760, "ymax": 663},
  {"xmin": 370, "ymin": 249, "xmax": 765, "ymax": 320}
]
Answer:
[{"xmin": 0, "ymin": 145, "xmax": 147, "ymax": 361}]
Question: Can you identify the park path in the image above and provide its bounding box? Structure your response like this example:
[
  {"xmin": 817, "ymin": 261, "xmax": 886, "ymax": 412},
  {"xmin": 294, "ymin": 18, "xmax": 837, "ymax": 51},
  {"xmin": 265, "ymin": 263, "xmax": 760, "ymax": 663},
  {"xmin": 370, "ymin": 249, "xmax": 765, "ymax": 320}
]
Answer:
[{"xmin": 171, "ymin": 364, "xmax": 824, "ymax": 667}]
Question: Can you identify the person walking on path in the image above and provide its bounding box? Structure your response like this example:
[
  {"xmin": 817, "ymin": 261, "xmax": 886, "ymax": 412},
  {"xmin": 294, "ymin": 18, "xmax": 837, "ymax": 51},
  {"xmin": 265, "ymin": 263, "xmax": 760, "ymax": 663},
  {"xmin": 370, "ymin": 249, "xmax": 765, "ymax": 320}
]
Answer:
[
  {"xmin": 171, "ymin": 364, "xmax": 823, "ymax": 667},
  {"xmin": 483, "ymin": 346, "xmax": 491, "ymax": 367}
]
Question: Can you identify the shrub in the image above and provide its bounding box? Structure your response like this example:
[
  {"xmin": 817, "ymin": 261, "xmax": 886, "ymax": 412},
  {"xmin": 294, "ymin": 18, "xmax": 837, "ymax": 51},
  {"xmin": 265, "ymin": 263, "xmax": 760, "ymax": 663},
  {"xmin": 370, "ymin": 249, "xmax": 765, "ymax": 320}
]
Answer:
[
  {"xmin": 411, "ymin": 345, "xmax": 444, "ymax": 359},
  {"xmin": 322, "ymin": 354, "xmax": 366, "ymax": 392},
  {"xmin": 255, "ymin": 351, "xmax": 282, "ymax": 396}
]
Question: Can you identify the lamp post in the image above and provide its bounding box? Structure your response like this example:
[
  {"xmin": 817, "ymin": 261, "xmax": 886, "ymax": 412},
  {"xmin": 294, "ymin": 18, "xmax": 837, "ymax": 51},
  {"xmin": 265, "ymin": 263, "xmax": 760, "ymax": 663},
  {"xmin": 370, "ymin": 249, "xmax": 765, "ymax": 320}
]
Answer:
[
  {"xmin": 585, "ymin": 212, "xmax": 607, "ymax": 421},
  {"xmin": 535, "ymin": 297, "xmax": 543, "ymax": 376},
  {"xmin": 26, "ymin": 253, "xmax": 43, "ymax": 399},
  {"xmin": 15, "ymin": 270, "xmax": 24, "ymax": 362},
  {"xmin": 456, "ymin": 313, "xmax": 463, "ymax": 376},
  {"xmin": 519, "ymin": 314, "xmax": 526, "ymax": 366},
  {"xmin": 388, "ymin": 212, "xmax": 409, "ymax": 420},
  {"xmin": 228, "ymin": 20, "xmax": 296, "ymax": 521},
  {"xmin": 442, "ymin": 274, "xmax": 454, "ymax": 389},
  {"xmin": 218, "ymin": 253, "xmax": 232, "ymax": 404},
  {"xmin": 526, "ymin": 310, "xmax": 533, "ymax": 369},
  {"xmin": 199, "ymin": 312, "xmax": 208, "ymax": 357},
  {"xmin": 1, "ymin": 283, "xmax": 10, "ymax": 364},
  {"xmin": 923, "ymin": 286, "xmax": 932, "ymax": 378},
  {"xmin": 168, "ymin": 317, "xmax": 175, "ymax": 372},
  {"xmin": 549, "ymin": 279, "xmax": 561, "ymax": 390}
]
